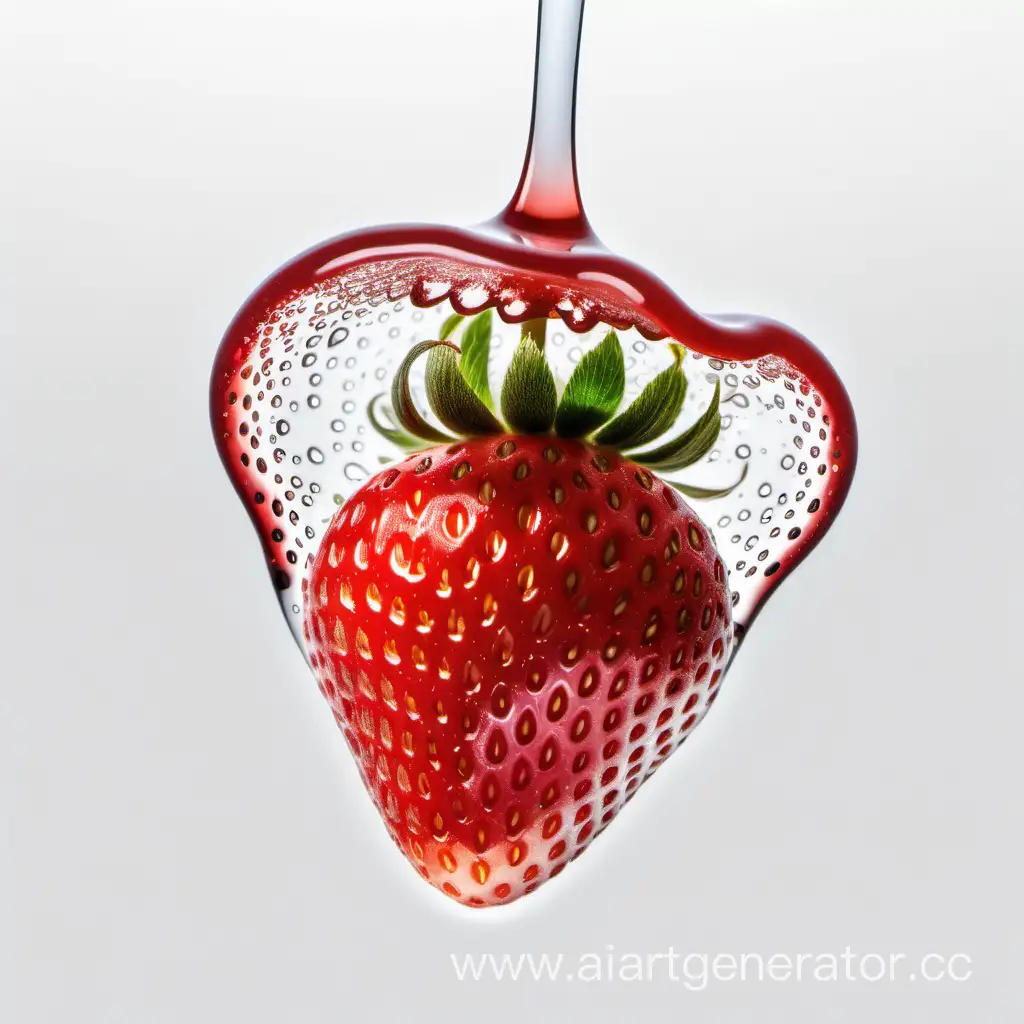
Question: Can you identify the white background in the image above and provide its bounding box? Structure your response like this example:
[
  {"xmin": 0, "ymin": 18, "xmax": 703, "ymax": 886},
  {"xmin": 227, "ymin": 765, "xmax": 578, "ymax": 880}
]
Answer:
[{"xmin": 3, "ymin": 0, "xmax": 1021, "ymax": 1020}]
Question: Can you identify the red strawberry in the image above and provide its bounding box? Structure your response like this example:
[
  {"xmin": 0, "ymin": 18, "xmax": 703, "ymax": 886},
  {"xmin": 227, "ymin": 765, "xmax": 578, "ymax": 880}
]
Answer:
[{"xmin": 302, "ymin": 314, "xmax": 740, "ymax": 906}]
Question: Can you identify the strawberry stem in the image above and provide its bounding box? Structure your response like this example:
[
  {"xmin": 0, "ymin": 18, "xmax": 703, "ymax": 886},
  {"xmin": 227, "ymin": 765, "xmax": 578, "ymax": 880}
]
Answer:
[{"xmin": 520, "ymin": 317, "xmax": 549, "ymax": 352}]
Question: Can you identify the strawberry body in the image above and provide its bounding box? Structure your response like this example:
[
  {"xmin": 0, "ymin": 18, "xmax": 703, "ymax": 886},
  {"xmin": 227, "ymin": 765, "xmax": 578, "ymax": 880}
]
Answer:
[{"xmin": 303, "ymin": 434, "xmax": 734, "ymax": 906}]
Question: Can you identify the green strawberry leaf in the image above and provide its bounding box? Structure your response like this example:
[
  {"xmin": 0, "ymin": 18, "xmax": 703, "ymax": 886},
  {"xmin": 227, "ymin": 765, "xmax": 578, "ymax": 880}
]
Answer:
[
  {"xmin": 390, "ymin": 341, "xmax": 458, "ymax": 444},
  {"xmin": 367, "ymin": 393, "xmax": 423, "ymax": 449},
  {"xmin": 458, "ymin": 310, "xmax": 494, "ymax": 410},
  {"xmin": 667, "ymin": 462, "xmax": 748, "ymax": 501},
  {"xmin": 500, "ymin": 334, "xmax": 557, "ymax": 434},
  {"xmin": 554, "ymin": 330, "xmax": 626, "ymax": 438},
  {"xmin": 634, "ymin": 379, "xmax": 722, "ymax": 472},
  {"xmin": 594, "ymin": 344, "xmax": 687, "ymax": 449},
  {"xmin": 425, "ymin": 343, "xmax": 504, "ymax": 436},
  {"xmin": 439, "ymin": 312, "xmax": 465, "ymax": 340}
]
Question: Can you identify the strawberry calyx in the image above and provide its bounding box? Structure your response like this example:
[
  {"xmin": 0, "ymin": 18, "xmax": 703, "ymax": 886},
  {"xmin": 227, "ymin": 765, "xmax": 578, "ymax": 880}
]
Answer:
[{"xmin": 369, "ymin": 311, "xmax": 747, "ymax": 500}]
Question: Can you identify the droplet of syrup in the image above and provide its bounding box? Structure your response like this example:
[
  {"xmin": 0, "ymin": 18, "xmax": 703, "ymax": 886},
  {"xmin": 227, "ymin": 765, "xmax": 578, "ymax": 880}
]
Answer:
[{"xmin": 211, "ymin": 0, "xmax": 856, "ymax": 654}]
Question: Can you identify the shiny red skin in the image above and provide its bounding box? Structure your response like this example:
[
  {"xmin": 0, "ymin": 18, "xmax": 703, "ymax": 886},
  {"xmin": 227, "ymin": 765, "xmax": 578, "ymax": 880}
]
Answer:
[{"xmin": 302, "ymin": 435, "xmax": 734, "ymax": 907}]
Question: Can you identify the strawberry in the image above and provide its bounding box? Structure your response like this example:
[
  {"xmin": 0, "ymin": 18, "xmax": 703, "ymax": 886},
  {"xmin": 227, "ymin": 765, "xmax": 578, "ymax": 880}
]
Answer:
[{"xmin": 302, "ymin": 313, "xmax": 741, "ymax": 907}]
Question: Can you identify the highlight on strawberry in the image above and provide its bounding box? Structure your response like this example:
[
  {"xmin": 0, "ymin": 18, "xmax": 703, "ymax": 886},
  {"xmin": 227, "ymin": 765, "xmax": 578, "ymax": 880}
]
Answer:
[{"xmin": 302, "ymin": 311, "xmax": 744, "ymax": 907}]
